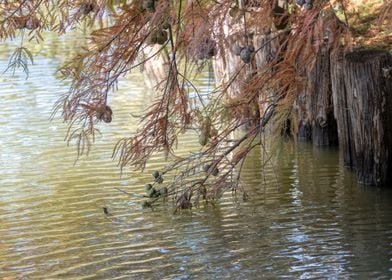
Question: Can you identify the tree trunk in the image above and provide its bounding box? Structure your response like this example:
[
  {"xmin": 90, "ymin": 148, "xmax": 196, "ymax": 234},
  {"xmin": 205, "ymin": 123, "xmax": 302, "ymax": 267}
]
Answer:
[
  {"xmin": 212, "ymin": 33, "xmax": 248, "ymax": 96},
  {"xmin": 338, "ymin": 49, "xmax": 392, "ymax": 186},
  {"xmin": 294, "ymin": 87, "xmax": 312, "ymax": 140},
  {"xmin": 330, "ymin": 51, "xmax": 354, "ymax": 167},
  {"xmin": 309, "ymin": 47, "xmax": 338, "ymax": 146},
  {"xmin": 294, "ymin": 47, "xmax": 338, "ymax": 146},
  {"xmin": 212, "ymin": 27, "xmax": 282, "ymax": 129}
]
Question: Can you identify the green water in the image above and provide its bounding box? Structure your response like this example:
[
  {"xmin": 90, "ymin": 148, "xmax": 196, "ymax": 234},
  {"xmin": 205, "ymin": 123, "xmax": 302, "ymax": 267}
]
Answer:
[{"xmin": 1, "ymin": 33, "xmax": 392, "ymax": 279}]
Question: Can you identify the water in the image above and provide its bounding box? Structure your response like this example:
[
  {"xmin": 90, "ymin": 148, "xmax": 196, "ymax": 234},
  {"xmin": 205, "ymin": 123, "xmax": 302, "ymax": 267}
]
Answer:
[{"xmin": 1, "ymin": 33, "xmax": 392, "ymax": 279}]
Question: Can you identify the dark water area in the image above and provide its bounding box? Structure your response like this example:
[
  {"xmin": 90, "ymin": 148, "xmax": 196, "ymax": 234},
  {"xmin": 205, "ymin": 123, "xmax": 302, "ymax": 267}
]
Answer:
[{"xmin": 1, "ymin": 33, "xmax": 392, "ymax": 279}]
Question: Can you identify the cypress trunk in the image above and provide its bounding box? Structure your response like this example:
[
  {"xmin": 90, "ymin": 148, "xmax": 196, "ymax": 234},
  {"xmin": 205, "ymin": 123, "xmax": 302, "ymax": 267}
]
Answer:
[
  {"xmin": 330, "ymin": 51, "xmax": 354, "ymax": 167},
  {"xmin": 309, "ymin": 47, "xmax": 338, "ymax": 146},
  {"xmin": 295, "ymin": 47, "xmax": 338, "ymax": 146},
  {"xmin": 335, "ymin": 49, "xmax": 392, "ymax": 186}
]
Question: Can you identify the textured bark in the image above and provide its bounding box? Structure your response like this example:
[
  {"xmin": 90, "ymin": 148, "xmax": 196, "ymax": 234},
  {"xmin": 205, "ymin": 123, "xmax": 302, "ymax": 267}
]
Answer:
[
  {"xmin": 330, "ymin": 51, "xmax": 354, "ymax": 167},
  {"xmin": 343, "ymin": 49, "xmax": 392, "ymax": 186},
  {"xmin": 309, "ymin": 48, "xmax": 338, "ymax": 146},
  {"xmin": 294, "ymin": 86, "xmax": 312, "ymax": 140},
  {"xmin": 212, "ymin": 29, "xmax": 281, "ymax": 129},
  {"xmin": 253, "ymin": 32, "xmax": 279, "ymax": 69},
  {"xmin": 253, "ymin": 32, "xmax": 281, "ymax": 122},
  {"xmin": 213, "ymin": 31, "xmax": 280, "ymax": 97},
  {"xmin": 294, "ymin": 47, "xmax": 338, "ymax": 146},
  {"xmin": 212, "ymin": 34, "xmax": 248, "ymax": 95}
]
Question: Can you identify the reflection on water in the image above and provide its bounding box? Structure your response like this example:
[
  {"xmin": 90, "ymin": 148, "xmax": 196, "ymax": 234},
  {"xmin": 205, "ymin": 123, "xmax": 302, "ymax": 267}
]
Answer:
[{"xmin": 1, "ymin": 33, "xmax": 392, "ymax": 279}]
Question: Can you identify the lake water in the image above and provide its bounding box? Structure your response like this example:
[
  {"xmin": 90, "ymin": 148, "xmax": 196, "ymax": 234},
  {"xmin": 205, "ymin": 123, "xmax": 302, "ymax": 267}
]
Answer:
[{"xmin": 1, "ymin": 33, "xmax": 392, "ymax": 279}]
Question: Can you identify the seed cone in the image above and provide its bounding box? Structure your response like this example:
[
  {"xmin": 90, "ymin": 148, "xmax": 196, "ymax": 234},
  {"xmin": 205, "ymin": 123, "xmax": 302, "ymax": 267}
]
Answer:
[
  {"xmin": 142, "ymin": 0, "xmax": 155, "ymax": 12},
  {"xmin": 156, "ymin": 30, "xmax": 168, "ymax": 45},
  {"xmin": 240, "ymin": 48, "xmax": 251, "ymax": 64}
]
